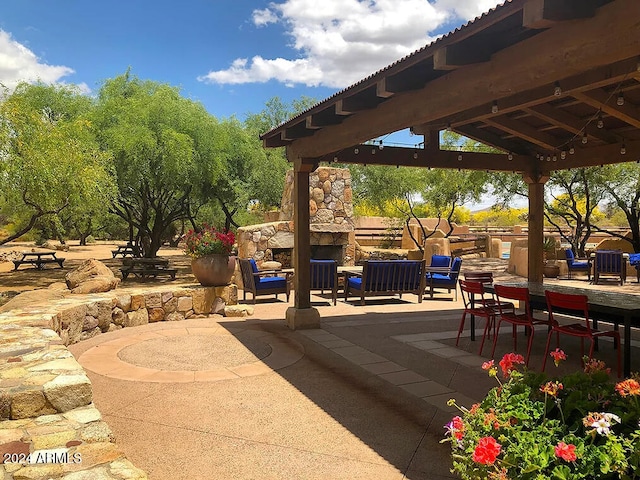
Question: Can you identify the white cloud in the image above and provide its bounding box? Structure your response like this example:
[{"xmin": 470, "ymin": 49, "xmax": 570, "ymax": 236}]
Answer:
[
  {"xmin": 199, "ymin": 0, "xmax": 502, "ymax": 89},
  {"xmin": 0, "ymin": 29, "xmax": 76, "ymax": 90},
  {"xmin": 253, "ymin": 8, "xmax": 279, "ymax": 26}
]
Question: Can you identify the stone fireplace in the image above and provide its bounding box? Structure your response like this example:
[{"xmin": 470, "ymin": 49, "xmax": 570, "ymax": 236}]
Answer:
[{"xmin": 237, "ymin": 167, "xmax": 355, "ymax": 267}]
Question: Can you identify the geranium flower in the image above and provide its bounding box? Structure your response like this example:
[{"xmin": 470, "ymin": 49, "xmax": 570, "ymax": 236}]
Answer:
[
  {"xmin": 583, "ymin": 357, "xmax": 610, "ymax": 374},
  {"xmin": 583, "ymin": 412, "xmax": 621, "ymax": 436},
  {"xmin": 482, "ymin": 360, "xmax": 498, "ymax": 377},
  {"xmin": 550, "ymin": 348, "xmax": 567, "ymax": 367},
  {"xmin": 555, "ymin": 442, "xmax": 577, "ymax": 462},
  {"xmin": 472, "ymin": 436, "xmax": 501, "ymax": 465},
  {"xmin": 540, "ymin": 381, "xmax": 563, "ymax": 397},
  {"xmin": 615, "ymin": 378, "xmax": 640, "ymax": 397},
  {"xmin": 499, "ymin": 353, "xmax": 525, "ymax": 378},
  {"xmin": 445, "ymin": 416, "xmax": 465, "ymax": 441}
]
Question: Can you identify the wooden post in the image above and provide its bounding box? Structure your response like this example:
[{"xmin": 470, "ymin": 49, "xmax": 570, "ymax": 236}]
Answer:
[
  {"xmin": 285, "ymin": 153, "xmax": 320, "ymax": 329},
  {"xmin": 523, "ymin": 170, "xmax": 549, "ymax": 283}
]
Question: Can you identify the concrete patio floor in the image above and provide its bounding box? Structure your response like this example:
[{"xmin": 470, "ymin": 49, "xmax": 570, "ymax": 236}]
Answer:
[{"xmin": 67, "ymin": 264, "xmax": 640, "ymax": 480}]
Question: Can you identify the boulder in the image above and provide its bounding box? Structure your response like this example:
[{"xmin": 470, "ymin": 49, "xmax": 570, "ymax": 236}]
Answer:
[
  {"xmin": 0, "ymin": 288, "xmax": 68, "ymax": 313},
  {"xmin": 65, "ymin": 259, "xmax": 119, "ymax": 294}
]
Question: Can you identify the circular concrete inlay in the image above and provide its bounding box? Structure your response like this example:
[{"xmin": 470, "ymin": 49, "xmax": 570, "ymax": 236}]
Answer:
[
  {"xmin": 77, "ymin": 327, "xmax": 304, "ymax": 383},
  {"xmin": 118, "ymin": 334, "xmax": 272, "ymax": 370}
]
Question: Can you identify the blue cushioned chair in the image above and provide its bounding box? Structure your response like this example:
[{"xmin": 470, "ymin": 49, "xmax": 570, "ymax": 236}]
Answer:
[
  {"xmin": 565, "ymin": 249, "xmax": 590, "ymax": 280},
  {"xmin": 310, "ymin": 259, "xmax": 338, "ymax": 305},
  {"xmin": 425, "ymin": 256, "xmax": 462, "ymax": 300},
  {"xmin": 429, "ymin": 254, "xmax": 452, "ymax": 269},
  {"xmin": 238, "ymin": 258, "xmax": 291, "ymax": 304}
]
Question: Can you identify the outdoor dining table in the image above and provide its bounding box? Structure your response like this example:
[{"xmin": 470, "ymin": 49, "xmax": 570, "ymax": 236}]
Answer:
[{"xmin": 490, "ymin": 282, "xmax": 640, "ymax": 377}]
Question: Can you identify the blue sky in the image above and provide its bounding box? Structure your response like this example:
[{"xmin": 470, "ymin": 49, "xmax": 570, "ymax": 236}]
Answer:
[{"xmin": 0, "ymin": 0, "xmax": 502, "ymax": 125}]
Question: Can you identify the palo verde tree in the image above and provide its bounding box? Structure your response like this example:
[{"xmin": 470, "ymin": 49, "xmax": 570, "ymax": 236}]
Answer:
[
  {"xmin": 91, "ymin": 72, "xmax": 223, "ymax": 257},
  {"xmin": 0, "ymin": 82, "xmax": 115, "ymax": 244}
]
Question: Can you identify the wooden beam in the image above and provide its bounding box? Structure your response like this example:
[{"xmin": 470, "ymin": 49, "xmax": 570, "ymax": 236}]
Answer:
[
  {"xmin": 376, "ymin": 79, "xmax": 395, "ymax": 98},
  {"xmin": 572, "ymin": 89, "xmax": 640, "ymax": 129},
  {"xmin": 288, "ymin": 0, "xmax": 640, "ymax": 157},
  {"xmin": 523, "ymin": 0, "xmax": 597, "ymax": 29},
  {"xmin": 328, "ymin": 144, "xmax": 532, "ymax": 172},
  {"xmin": 282, "ymin": 123, "xmax": 315, "ymax": 141},
  {"xmin": 454, "ymin": 125, "xmax": 530, "ymax": 155},
  {"xmin": 548, "ymin": 139, "xmax": 640, "ymax": 169},
  {"xmin": 446, "ymin": 58, "xmax": 640, "ymax": 131},
  {"xmin": 484, "ymin": 115, "xmax": 563, "ymax": 150},
  {"xmin": 523, "ymin": 104, "xmax": 619, "ymax": 144},
  {"xmin": 433, "ymin": 42, "xmax": 491, "ymax": 71}
]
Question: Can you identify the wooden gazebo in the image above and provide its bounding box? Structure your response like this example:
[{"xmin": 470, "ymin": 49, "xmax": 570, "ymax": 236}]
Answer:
[{"xmin": 261, "ymin": 0, "xmax": 640, "ymax": 328}]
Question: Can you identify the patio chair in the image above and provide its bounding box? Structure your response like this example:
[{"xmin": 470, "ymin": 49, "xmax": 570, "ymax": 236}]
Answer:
[
  {"xmin": 565, "ymin": 249, "xmax": 591, "ymax": 280},
  {"xmin": 238, "ymin": 258, "xmax": 291, "ymax": 304},
  {"xmin": 457, "ymin": 280, "xmax": 498, "ymax": 355},
  {"xmin": 425, "ymin": 256, "xmax": 462, "ymax": 300},
  {"xmin": 310, "ymin": 259, "xmax": 338, "ymax": 305},
  {"xmin": 593, "ymin": 250, "xmax": 626, "ymax": 285},
  {"xmin": 543, "ymin": 290, "xmax": 621, "ymax": 377},
  {"xmin": 491, "ymin": 284, "xmax": 553, "ymax": 366},
  {"xmin": 463, "ymin": 272, "xmax": 514, "ymax": 317}
]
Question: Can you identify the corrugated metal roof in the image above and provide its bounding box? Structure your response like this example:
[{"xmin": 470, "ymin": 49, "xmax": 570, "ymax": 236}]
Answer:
[{"xmin": 262, "ymin": 0, "xmax": 517, "ymax": 138}]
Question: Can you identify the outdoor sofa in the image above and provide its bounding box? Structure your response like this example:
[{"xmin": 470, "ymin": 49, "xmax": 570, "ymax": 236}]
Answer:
[{"xmin": 344, "ymin": 259, "xmax": 426, "ymax": 306}]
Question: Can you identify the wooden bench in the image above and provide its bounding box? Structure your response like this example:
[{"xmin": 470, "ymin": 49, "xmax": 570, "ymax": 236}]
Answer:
[
  {"xmin": 13, "ymin": 253, "xmax": 65, "ymax": 270},
  {"xmin": 344, "ymin": 260, "xmax": 426, "ymax": 305}
]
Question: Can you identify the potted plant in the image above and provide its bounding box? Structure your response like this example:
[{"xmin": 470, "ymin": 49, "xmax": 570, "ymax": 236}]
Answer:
[
  {"xmin": 543, "ymin": 235, "xmax": 560, "ymax": 278},
  {"xmin": 184, "ymin": 225, "xmax": 236, "ymax": 286},
  {"xmin": 444, "ymin": 351, "xmax": 640, "ymax": 479}
]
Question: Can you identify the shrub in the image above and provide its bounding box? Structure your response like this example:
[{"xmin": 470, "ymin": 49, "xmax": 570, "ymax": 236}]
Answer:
[{"xmin": 444, "ymin": 352, "xmax": 640, "ymax": 479}]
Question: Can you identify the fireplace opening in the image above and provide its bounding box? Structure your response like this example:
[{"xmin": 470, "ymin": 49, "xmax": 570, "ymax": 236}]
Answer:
[
  {"xmin": 311, "ymin": 245, "xmax": 345, "ymax": 265},
  {"xmin": 271, "ymin": 249, "xmax": 293, "ymax": 268}
]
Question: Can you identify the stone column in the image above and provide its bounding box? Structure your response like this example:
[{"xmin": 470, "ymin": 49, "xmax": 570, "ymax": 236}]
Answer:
[
  {"xmin": 524, "ymin": 171, "xmax": 549, "ymax": 283},
  {"xmin": 285, "ymin": 155, "xmax": 320, "ymax": 329}
]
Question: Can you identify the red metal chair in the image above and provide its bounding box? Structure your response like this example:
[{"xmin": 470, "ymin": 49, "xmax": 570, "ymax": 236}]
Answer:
[
  {"xmin": 457, "ymin": 280, "xmax": 498, "ymax": 355},
  {"xmin": 543, "ymin": 290, "xmax": 621, "ymax": 377},
  {"xmin": 491, "ymin": 284, "xmax": 552, "ymax": 366}
]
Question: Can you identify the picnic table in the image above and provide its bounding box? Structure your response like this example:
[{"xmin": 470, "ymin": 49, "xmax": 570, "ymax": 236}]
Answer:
[
  {"xmin": 120, "ymin": 257, "xmax": 176, "ymax": 280},
  {"xmin": 112, "ymin": 243, "xmax": 142, "ymax": 258},
  {"xmin": 13, "ymin": 252, "xmax": 65, "ymax": 270}
]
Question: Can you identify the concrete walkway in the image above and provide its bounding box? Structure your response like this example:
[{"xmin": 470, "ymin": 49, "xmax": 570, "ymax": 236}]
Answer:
[{"xmin": 68, "ymin": 268, "xmax": 640, "ymax": 480}]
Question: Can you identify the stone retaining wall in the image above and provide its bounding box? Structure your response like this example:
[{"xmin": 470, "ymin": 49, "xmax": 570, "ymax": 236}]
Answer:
[{"xmin": 0, "ymin": 284, "xmax": 238, "ymax": 479}]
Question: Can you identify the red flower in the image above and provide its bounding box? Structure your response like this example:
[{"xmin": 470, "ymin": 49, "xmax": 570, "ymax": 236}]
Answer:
[
  {"xmin": 451, "ymin": 416, "xmax": 464, "ymax": 440},
  {"xmin": 554, "ymin": 442, "xmax": 577, "ymax": 462},
  {"xmin": 481, "ymin": 360, "xmax": 494, "ymax": 370},
  {"xmin": 472, "ymin": 436, "xmax": 501, "ymax": 465},
  {"xmin": 499, "ymin": 353, "xmax": 525, "ymax": 377},
  {"xmin": 550, "ymin": 348, "xmax": 567, "ymax": 367}
]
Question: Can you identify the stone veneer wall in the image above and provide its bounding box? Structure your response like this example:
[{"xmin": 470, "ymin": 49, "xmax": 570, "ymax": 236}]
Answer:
[
  {"xmin": 0, "ymin": 284, "xmax": 237, "ymax": 479},
  {"xmin": 237, "ymin": 167, "xmax": 356, "ymax": 266}
]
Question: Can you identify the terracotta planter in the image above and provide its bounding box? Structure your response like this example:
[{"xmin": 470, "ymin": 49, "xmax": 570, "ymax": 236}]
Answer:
[
  {"xmin": 543, "ymin": 262, "xmax": 560, "ymax": 278},
  {"xmin": 191, "ymin": 255, "xmax": 236, "ymax": 286}
]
